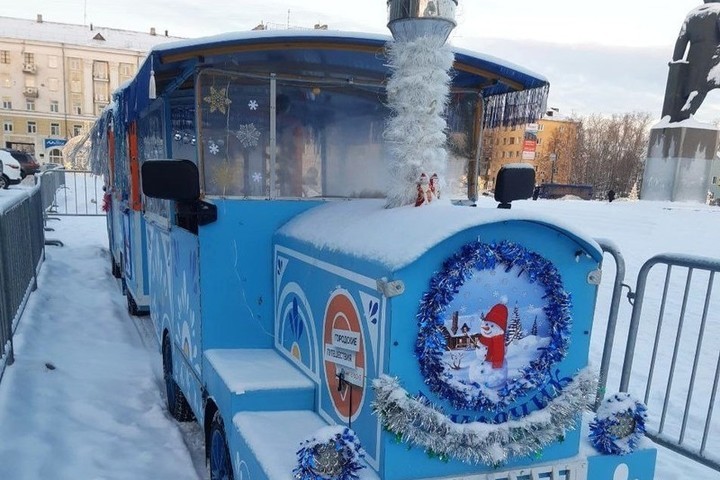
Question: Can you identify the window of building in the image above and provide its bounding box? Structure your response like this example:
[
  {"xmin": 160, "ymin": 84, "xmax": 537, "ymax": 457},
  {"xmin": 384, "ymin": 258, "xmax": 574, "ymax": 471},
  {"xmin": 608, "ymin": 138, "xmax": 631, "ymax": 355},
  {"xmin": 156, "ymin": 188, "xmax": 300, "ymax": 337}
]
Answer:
[
  {"xmin": 1, "ymin": 74, "xmax": 10, "ymax": 88},
  {"xmin": 509, "ymin": 137, "xmax": 515, "ymax": 145},
  {"xmin": 0, "ymin": 50, "xmax": 9, "ymax": 64},
  {"xmin": 3, "ymin": 121, "xmax": 12, "ymax": 132},
  {"xmin": 27, "ymin": 121, "xmax": 37, "ymax": 134},
  {"xmin": 501, "ymin": 151, "xmax": 506, "ymax": 159},
  {"xmin": 70, "ymin": 70, "xmax": 82, "ymax": 93},
  {"xmin": 93, "ymin": 61, "xmax": 109, "ymax": 80},
  {"xmin": 50, "ymin": 100, "xmax": 59, "ymax": 113},
  {"xmin": 23, "ymin": 52, "xmax": 35, "ymax": 66},
  {"xmin": 51, "ymin": 123, "xmax": 61, "ymax": 135},
  {"xmin": 503, "ymin": 138, "xmax": 507, "ymax": 145},
  {"xmin": 73, "ymin": 124, "xmax": 83, "ymax": 136},
  {"xmin": 48, "ymin": 55, "xmax": 58, "ymax": 68},
  {"xmin": 72, "ymin": 95, "xmax": 82, "ymax": 115},
  {"xmin": 24, "ymin": 77, "xmax": 36, "ymax": 88},
  {"xmin": 48, "ymin": 148, "xmax": 62, "ymax": 163},
  {"xmin": 538, "ymin": 124, "xmax": 545, "ymax": 131},
  {"xmin": 495, "ymin": 139, "xmax": 499, "ymax": 146},
  {"xmin": 511, "ymin": 125, "xmax": 517, "ymax": 131},
  {"xmin": 69, "ymin": 57, "xmax": 81, "ymax": 70},
  {"xmin": 119, "ymin": 63, "xmax": 134, "ymax": 81},
  {"xmin": 26, "ymin": 99, "xmax": 35, "ymax": 111},
  {"xmin": 713, "ymin": 176, "xmax": 719, "ymax": 185},
  {"xmin": 2, "ymin": 98, "xmax": 11, "ymax": 109},
  {"xmin": 537, "ymin": 138, "xmax": 542, "ymax": 145},
  {"xmin": 49, "ymin": 78, "xmax": 59, "ymax": 91}
]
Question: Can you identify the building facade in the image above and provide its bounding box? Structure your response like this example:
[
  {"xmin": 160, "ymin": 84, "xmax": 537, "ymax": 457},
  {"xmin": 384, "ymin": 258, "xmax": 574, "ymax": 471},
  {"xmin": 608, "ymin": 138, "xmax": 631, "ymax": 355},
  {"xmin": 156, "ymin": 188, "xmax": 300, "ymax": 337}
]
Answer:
[
  {"xmin": 482, "ymin": 112, "xmax": 581, "ymax": 189},
  {"xmin": 0, "ymin": 14, "xmax": 180, "ymax": 164}
]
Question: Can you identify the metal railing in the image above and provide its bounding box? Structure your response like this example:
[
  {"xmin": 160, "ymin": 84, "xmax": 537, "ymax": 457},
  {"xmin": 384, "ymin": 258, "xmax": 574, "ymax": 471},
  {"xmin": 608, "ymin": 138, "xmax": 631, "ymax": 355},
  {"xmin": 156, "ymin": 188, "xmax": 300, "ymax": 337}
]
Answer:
[
  {"xmin": 594, "ymin": 247, "xmax": 720, "ymax": 472},
  {"xmin": 40, "ymin": 169, "xmax": 105, "ymax": 216},
  {"xmin": 0, "ymin": 182, "xmax": 45, "ymax": 382},
  {"xmin": 593, "ymin": 238, "xmax": 627, "ymax": 410}
]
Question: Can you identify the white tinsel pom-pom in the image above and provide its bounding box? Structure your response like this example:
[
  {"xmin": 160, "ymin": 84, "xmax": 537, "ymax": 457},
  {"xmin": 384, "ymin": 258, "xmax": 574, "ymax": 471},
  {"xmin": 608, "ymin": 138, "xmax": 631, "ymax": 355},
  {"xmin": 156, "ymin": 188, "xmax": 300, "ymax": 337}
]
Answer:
[{"xmin": 384, "ymin": 36, "xmax": 455, "ymax": 208}]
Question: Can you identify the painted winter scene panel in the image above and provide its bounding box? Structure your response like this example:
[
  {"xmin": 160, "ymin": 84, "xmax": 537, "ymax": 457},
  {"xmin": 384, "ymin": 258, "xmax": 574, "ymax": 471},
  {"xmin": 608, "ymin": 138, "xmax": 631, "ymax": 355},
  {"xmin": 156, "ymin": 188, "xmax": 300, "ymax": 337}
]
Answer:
[{"xmin": 439, "ymin": 264, "xmax": 551, "ymax": 400}]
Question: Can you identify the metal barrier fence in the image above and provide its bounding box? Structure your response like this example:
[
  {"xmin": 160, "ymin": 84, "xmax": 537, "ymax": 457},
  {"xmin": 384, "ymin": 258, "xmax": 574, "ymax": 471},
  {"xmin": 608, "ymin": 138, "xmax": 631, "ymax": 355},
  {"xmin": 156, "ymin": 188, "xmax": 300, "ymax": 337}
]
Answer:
[
  {"xmin": 620, "ymin": 254, "xmax": 720, "ymax": 471},
  {"xmin": 40, "ymin": 169, "xmax": 104, "ymax": 216},
  {"xmin": 0, "ymin": 182, "xmax": 45, "ymax": 382},
  {"xmin": 596, "ymin": 244, "xmax": 720, "ymax": 472}
]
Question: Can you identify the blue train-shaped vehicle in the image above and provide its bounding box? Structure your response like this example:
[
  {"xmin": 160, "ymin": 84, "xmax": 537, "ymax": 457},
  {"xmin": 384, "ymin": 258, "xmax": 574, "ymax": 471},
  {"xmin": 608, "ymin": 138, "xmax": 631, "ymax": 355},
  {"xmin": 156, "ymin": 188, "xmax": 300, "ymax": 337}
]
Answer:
[{"xmin": 89, "ymin": 7, "xmax": 657, "ymax": 480}]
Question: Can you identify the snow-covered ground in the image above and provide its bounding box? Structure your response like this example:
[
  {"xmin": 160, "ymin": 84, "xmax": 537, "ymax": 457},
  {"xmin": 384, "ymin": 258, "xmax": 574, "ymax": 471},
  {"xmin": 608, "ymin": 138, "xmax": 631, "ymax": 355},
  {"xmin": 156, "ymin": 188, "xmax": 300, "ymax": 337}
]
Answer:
[{"xmin": 0, "ymin": 193, "xmax": 719, "ymax": 479}]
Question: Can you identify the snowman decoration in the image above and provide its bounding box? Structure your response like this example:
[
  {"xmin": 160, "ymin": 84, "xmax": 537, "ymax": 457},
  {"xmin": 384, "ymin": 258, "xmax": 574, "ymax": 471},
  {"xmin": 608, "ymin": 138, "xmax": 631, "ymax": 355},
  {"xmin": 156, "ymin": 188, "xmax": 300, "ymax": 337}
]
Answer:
[{"xmin": 468, "ymin": 303, "xmax": 508, "ymax": 389}]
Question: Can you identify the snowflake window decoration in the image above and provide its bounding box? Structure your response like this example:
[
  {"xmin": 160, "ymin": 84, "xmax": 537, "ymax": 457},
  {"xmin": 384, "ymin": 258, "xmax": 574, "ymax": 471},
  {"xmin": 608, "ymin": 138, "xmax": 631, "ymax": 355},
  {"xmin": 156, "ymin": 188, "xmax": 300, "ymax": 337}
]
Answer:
[
  {"xmin": 248, "ymin": 99, "xmax": 259, "ymax": 110},
  {"xmin": 252, "ymin": 172, "xmax": 263, "ymax": 183},
  {"xmin": 208, "ymin": 141, "xmax": 220, "ymax": 155},
  {"xmin": 203, "ymin": 86, "xmax": 232, "ymax": 114},
  {"xmin": 589, "ymin": 392, "xmax": 647, "ymax": 455},
  {"xmin": 235, "ymin": 123, "xmax": 261, "ymax": 148},
  {"xmin": 416, "ymin": 240, "xmax": 573, "ymax": 411}
]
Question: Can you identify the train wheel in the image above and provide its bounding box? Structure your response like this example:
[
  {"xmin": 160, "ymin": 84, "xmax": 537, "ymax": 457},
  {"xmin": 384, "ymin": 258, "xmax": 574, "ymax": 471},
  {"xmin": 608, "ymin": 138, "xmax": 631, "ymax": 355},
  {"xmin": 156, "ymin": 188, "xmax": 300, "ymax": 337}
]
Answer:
[
  {"xmin": 162, "ymin": 335, "xmax": 194, "ymax": 422},
  {"xmin": 209, "ymin": 411, "xmax": 234, "ymax": 480}
]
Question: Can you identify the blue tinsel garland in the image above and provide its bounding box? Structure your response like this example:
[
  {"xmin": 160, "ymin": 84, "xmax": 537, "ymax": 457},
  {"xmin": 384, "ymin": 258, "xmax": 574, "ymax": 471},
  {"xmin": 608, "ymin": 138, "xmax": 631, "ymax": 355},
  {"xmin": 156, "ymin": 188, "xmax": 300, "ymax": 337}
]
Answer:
[
  {"xmin": 294, "ymin": 427, "xmax": 365, "ymax": 480},
  {"xmin": 416, "ymin": 240, "xmax": 572, "ymax": 412},
  {"xmin": 589, "ymin": 392, "xmax": 647, "ymax": 455}
]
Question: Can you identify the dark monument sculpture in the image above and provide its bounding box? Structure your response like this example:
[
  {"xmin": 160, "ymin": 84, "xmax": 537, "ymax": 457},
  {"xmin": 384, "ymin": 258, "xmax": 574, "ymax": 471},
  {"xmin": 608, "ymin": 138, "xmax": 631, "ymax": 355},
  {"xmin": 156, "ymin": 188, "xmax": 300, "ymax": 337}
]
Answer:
[{"xmin": 662, "ymin": 0, "xmax": 720, "ymax": 122}]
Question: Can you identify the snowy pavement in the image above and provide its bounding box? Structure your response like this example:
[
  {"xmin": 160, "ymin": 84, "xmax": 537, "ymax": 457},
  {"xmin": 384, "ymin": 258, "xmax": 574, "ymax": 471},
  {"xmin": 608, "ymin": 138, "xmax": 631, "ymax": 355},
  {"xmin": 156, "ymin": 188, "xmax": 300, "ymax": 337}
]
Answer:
[
  {"xmin": 0, "ymin": 200, "xmax": 719, "ymax": 479},
  {"xmin": 0, "ymin": 216, "xmax": 206, "ymax": 480}
]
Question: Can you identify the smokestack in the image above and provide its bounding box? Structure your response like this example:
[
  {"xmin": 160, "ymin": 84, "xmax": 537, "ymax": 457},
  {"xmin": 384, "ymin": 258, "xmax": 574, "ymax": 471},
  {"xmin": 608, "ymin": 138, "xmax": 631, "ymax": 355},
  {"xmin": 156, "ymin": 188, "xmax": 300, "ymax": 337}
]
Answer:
[
  {"xmin": 164, "ymin": 30, "xmax": 168, "ymax": 37},
  {"xmin": 150, "ymin": 27, "xmax": 156, "ymax": 36},
  {"xmin": 386, "ymin": 0, "xmax": 457, "ymax": 43},
  {"xmin": 36, "ymin": 14, "xmax": 43, "ymax": 23}
]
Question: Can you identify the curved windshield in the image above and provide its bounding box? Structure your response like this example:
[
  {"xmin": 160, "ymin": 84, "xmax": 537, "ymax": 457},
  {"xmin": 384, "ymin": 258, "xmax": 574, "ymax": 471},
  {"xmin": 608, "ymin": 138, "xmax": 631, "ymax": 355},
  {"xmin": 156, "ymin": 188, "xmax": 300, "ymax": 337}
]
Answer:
[{"xmin": 198, "ymin": 70, "xmax": 479, "ymax": 201}]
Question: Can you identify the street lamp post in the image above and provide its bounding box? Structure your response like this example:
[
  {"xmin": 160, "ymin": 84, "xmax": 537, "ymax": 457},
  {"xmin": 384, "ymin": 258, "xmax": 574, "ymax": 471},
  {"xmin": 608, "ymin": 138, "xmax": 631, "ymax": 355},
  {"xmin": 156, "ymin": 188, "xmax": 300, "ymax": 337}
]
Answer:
[{"xmin": 549, "ymin": 152, "xmax": 557, "ymax": 184}]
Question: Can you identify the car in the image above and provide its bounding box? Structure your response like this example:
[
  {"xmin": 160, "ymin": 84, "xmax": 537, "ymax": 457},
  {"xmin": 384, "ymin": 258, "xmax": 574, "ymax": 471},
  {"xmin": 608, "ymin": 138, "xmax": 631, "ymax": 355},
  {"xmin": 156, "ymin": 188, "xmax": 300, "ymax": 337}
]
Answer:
[
  {"xmin": 0, "ymin": 150, "xmax": 23, "ymax": 189},
  {"xmin": 1, "ymin": 149, "xmax": 41, "ymax": 177}
]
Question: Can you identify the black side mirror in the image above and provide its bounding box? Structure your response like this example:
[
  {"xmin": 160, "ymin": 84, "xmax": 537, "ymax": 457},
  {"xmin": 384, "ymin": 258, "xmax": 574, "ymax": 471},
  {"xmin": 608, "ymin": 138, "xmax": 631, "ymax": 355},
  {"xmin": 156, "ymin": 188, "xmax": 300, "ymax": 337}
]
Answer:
[
  {"xmin": 141, "ymin": 159, "xmax": 200, "ymax": 202},
  {"xmin": 494, "ymin": 163, "xmax": 535, "ymax": 209}
]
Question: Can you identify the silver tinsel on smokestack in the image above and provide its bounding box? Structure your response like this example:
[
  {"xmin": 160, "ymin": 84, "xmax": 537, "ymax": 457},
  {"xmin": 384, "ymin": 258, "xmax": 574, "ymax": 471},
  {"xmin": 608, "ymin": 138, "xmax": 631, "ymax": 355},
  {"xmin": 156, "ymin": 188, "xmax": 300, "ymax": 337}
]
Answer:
[{"xmin": 384, "ymin": 0, "xmax": 457, "ymax": 208}]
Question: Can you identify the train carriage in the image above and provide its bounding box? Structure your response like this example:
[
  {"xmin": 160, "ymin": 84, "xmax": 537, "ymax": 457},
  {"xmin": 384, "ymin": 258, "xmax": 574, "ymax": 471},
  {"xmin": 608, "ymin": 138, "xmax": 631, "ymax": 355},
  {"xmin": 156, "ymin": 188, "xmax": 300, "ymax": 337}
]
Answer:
[{"xmin": 91, "ymin": 18, "xmax": 656, "ymax": 480}]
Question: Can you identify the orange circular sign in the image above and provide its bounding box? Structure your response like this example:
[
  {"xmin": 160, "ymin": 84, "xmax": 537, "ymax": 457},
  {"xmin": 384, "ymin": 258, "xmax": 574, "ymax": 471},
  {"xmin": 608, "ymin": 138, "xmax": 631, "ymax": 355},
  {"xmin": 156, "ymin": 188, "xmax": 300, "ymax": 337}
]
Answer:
[{"xmin": 323, "ymin": 291, "xmax": 365, "ymax": 421}]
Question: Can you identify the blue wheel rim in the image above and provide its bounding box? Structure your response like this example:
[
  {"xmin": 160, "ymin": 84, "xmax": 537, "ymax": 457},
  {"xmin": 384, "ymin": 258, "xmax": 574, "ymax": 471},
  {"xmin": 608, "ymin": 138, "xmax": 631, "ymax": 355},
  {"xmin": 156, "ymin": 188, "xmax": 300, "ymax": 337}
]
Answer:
[{"xmin": 211, "ymin": 428, "xmax": 232, "ymax": 480}]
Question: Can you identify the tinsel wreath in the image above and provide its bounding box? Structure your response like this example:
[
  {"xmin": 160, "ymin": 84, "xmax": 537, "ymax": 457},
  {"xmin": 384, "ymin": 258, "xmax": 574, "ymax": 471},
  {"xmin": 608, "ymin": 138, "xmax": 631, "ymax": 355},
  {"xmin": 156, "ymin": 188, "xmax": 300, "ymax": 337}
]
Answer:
[
  {"xmin": 589, "ymin": 392, "xmax": 647, "ymax": 455},
  {"xmin": 383, "ymin": 36, "xmax": 455, "ymax": 208},
  {"xmin": 294, "ymin": 426, "xmax": 366, "ymax": 480},
  {"xmin": 372, "ymin": 369, "xmax": 597, "ymax": 466},
  {"xmin": 416, "ymin": 240, "xmax": 572, "ymax": 412}
]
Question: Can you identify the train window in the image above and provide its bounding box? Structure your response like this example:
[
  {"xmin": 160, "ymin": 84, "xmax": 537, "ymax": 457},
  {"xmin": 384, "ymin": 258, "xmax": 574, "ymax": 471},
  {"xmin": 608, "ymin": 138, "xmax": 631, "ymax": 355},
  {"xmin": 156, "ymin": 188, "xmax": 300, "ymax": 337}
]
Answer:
[
  {"xmin": 198, "ymin": 71, "xmax": 390, "ymax": 199},
  {"xmin": 138, "ymin": 101, "xmax": 170, "ymax": 221},
  {"xmin": 446, "ymin": 91, "xmax": 482, "ymax": 201},
  {"xmin": 199, "ymin": 73, "xmax": 271, "ymax": 197}
]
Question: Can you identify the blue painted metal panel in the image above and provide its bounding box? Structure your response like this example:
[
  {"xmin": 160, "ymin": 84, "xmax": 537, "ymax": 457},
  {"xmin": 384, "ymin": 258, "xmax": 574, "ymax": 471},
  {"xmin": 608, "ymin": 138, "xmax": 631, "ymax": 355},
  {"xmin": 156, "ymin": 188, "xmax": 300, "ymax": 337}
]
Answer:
[
  {"xmin": 198, "ymin": 199, "xmax": 321, "ymax": 350},
  {"xmin": 273, "ymin": 237, "xmax": 390, "ymax": 469},
  {"xmin": 380, "ymin": 221, "xmax": 600, "ymax": 479},
  {"xmin": 588, "ymin": 448, "xmax": 657, "ymax": 480},
  {"xmin": 275, "ymin": 217, "xmax": 606, "ymax": 479},
  {"xmin": 122, "ymin": 210, "xmax": 150, "ymax": 307},
  {"xmin": 147, "ymin": 220, "xmax": 204, "ymax": 419}
]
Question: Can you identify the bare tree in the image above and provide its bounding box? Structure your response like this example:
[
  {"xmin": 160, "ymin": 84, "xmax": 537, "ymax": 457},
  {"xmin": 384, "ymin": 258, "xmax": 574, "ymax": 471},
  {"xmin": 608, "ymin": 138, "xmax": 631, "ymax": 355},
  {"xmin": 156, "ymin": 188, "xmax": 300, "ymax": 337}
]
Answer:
[{"xmin": 573, "ymin": 112, "xmax": 652, "ymax": 196}]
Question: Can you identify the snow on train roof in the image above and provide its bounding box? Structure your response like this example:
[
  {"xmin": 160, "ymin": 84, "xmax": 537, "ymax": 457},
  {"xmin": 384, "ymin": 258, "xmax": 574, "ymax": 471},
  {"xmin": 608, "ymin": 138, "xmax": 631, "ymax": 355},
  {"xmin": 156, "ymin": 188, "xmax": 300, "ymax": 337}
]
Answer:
[
  {"xmin": 150, "ymin": 29, "xmax": 548, "ymax": 90},
  {"xmin": 277, "ymin": 199, "xmax": 601, "ymax": 271}
]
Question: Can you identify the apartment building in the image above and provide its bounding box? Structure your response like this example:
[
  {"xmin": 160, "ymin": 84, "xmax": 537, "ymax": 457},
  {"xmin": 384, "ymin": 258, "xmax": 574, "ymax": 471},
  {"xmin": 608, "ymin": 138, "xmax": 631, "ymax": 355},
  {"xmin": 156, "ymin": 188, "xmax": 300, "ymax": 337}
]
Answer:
[
  {"xmin": 0, "ymin": 14, "xmax": 180, "ymax": 164},
  {"xmin": 482, "ymin": 111, "xmax": 581, "ymax": 189}
]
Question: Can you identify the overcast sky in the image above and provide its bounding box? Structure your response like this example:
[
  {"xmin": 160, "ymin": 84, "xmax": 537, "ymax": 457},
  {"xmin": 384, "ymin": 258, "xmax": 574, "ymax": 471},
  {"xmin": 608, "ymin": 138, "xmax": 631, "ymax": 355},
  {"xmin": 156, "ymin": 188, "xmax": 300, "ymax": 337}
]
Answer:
[{"xmin": 2, "ymin": 0, "xmax": 719, "ymax": 121}]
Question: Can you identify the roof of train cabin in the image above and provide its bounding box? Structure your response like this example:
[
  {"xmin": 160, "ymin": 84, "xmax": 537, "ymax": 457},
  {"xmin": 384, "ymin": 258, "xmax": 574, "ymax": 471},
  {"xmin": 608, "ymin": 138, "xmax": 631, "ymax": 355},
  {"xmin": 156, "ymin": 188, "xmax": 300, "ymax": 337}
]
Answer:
[{"xmin": 117, "ymin": 30, "xmax": 549, "ymax": 126}]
